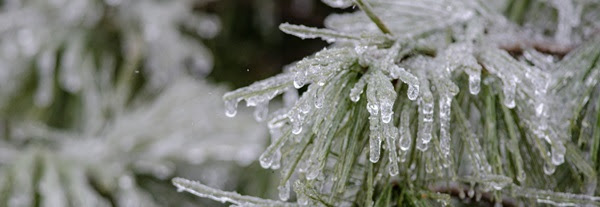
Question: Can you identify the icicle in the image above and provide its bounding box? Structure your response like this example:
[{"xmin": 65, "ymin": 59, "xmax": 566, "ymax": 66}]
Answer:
[
  {"xmin": 253, "ymin": 101, "xmax": 269, "ymax": 121},
  {"xmin": 369, "ymin": 115, "xmax": 382, "ymax": 163},
  {"xmin": 259, "ymin": 152, "xmax": 274, "ymax": 169},
  {"xmin": 278, "ymin": 181, "xmax": 290, "ymax": 201},
  {"xmin": 349, "ymin": 75, "xmax": 367, "ymax": 102},
  {"xmin": 416, "ymin": 137, "xmax": 428, "ymax": 151},
  {"xmin": 366, "ymin": 75, "xmax": 382, "ymax": 163},
  {"xmin": 399, "ymin": 149, "xmax": 409, "ymax": 163},
  {"xmin": 439, "ymin": 95, "xmax": 452, "ymax": 156},
  {"xmin": 385, "ymin": 124, "xmax": 399, "ymax": 176},
  {"xmin": 407, "ymin": 84, "xmax": 419, "ymax": 100},
  {"xmin": 314, "ymin": 87, "xmax": 325, "ymax": 109},
  {"xmin": 551, "ymin": 142, "xmax": 566, "ymax": 165},
  {"xmin": 271, "ymin": 150, "xmax": 281, "ymax": 170},
  {"xmin": 459, "ymin": 190, "xmax": 466, "ymax": 199},
  {"xmin": 468, "ymin": 184, "xmax": 475, "ymax": 198},
  {"xmin": 224, "ymin": 99, "xmax": 239, "ymax": 117},
  {"xmin": 292, "ymin": 122, "xmax": 303, "ymax": 135},
  {"xmin": 377, "ymin": 73, "xmax": 396, "ymax": 124},
  {"xmin": 297, "ymin": 191, "xmax": 309, "ymax": 206},
  {"xmin": 468, "ymin": 72, "xmax": 481, "ymax": 95},
  {"xmin": 389, "ymin": 65, "xmax": 420, "ymax": 101},
  {"xmin": 259, "ymin": 130, "xmax": 291, "ymax": 169},
  {"xmin": 294, "ymin": 70, "xmax": 307, "ymax": 89},
  {"xmin": 380, "ymin": 100, "xmax": 394, "ymax": 124},
  {"xmin": 398, "ymin": 105, "xmax": 412, "ymax": 151},
  {"xmin": 416, "ymin": 85, "xmax": 433, "ymax": 151},
  {"xmin": 288, "ymin": 92, "xmax": 313, "ymax": 135},
  {"xmin": 502, "ymin": 78, "xmax": 516, "ymax": 108}
]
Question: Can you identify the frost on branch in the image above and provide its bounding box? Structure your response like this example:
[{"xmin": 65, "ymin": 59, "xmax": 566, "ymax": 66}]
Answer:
[{"xmin": 178, "ymin": 0, "xmax": 600, "ymax": 206}]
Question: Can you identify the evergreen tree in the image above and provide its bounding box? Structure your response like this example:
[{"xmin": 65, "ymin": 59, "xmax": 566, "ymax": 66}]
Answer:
[{"xmin": 174, "ymin": 0, "xmax": 600, "ymax": 206}]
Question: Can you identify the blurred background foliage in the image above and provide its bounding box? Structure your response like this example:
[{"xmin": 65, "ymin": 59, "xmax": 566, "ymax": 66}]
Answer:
[{"xmin": 0, "ymin": 0, "xmax": 342, "ymax": 206}]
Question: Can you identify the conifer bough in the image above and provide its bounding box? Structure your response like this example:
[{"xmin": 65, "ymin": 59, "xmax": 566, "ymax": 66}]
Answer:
[{"xmin": 174, "ymin": 0, "xmax": 600, "ymax": 206}]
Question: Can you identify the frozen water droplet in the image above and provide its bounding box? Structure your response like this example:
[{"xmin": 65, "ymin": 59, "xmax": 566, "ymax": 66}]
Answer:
[
  {"xmin": 278, "ymin": 181, "xmax": 290, "ymax": 201},
  {"xmin": 467, "ymin": 186, "xmax": 475, "ymax": 198},
  {"xmin": 306, "ymin": 162, "xmax": 320, "ymax": 180},
  {"xmin": 388, "ymin": 163, "xmax": 399, "ymax": 176},
  {"xmin": 380, "ymin": 101, "xmax": 393, "ymax": 123},
  {"xmin": 259, "ymin": 151, "xmax": 273, "ymax": 169},
  {"xmin": 399, "ymin": 106, "xmax": 412, "ymax": 151},
  {"xmin": 314, "ymin": 89, "xmax": 325, "ymax": 109},
  {"xmin": 416, "ymin": 138, "xmax": 428, "ymax": 151},
  {"xmin": 294, "ymin": 71, "xmax": 306, "ymax": 89},
  {"xmin": 292, "ymin": 123, "xmax": 303, "ymax": 135},
  {"xmin": 502, "ymin": 80, "xmax": 516, "ymax": 108},
  {"xmin": 407, "ymin": 84, "xmax": 419, "ymax": 100},
  {"xmin": 468, "ymin": 74, "xmax": 480, "ymax": 95},
  {"xmin": 425, "ymin": 160, "xmax": 433, "ymax": 174},
  {"xmin": 543, "ymin": 162, "xmax": 556, "ymax": 175},
  {"xmin": 399, "ymin": 133, "xmax": 411, "ymax": 151},
  {"xmin": 551, "ymin": 144, "xmax": 566, "ymax": 165},
  {"xmin": 322, "ymin": 0, "xmax": 353, "ymax": 8},
  {"xmin": 254, "ymin": 101, "xmax": 269, "ymax": 121},
  {"xmin": 459, "ymin": 190, "xmax": 466, "ymax": 199},
  {"xmin": 349, "ymin": 77, "xmax": 367, "ymax": 102},
  {"xmin": 297, "ymin": 192, "xmax": 309, "ymax": 206},
  {"xmin": 369, "ymin": 126, "xmax": 381, "ymax": 163},
  {"xmin": 271, "ymin": 150, "xmax": 281, "ymax": 169},
  {"xmin": 367, "ymin": 102, "xmax": 379, "ymax": 116},
  {"xmin": 224, "ymin": 99, "xmax": 238, "ymax": 117}
]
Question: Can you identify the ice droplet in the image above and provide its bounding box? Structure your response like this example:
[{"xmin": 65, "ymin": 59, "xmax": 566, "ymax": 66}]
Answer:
[
  {"xmin": 439, "ymin": 96, "xmax": 452, "ymax": 155},
  {"xmin": 322, "ymin": 0, "xmax": 353, "ymax": 8},
  {"xmin": 399, "ymin": 106, "xmax": 412, "ymax": 151},
  {"xmin": 314, "ymin": 89, "xmax": 325, "ymax": 109},
  {"xmin": 467, "ymin": 185, "xmax": 475, "ymax": 198},
  {"xmin": 278, "ymin": 181, "xmax": 290, "ymax": 201},
  {"xmin": 551, "ymin": 144, "xmax": 566, "ymax": 165},
  {"xmin": 502, "ymin": 80, "xmax": 516, "ymax": 108},
  {"xmin": 293, "ymin": 71, "xmax": 306, "ymax": 89},
  {"xmin": 306, "ymin": 162, "xmax": 320, "ymax": 180},
  {"xmin": 380, "ymin": 100, "xmax": 394, "ymax": 123},
  {"xmin": 297, "ymin": 192, "xmax": 309, "ymax": 206},
  {"xmin": 271, "ymin": 150, "xmax": 281, "ymax": 170},
  {"xmin": 468, "ymin": 73, "xmax": 480, "ymax": 95},
  {"xmin": 367, "ymin": 102, "xmax": 379, "ymax": 116},
  {"xmin": 292, "ymin": 122, "xmax": 303, "ymax": 135},
  {"xmin": 224, "ymin": 99, "xmax": 238, "ymax": 117},
  {"xmin": 543, "ymin": 162, "xmax": 556, "ymax": 175},
  {"xmin": 407, "ymin": 84, "xmax": 419, "ymax": 100},
  {"xmin": 349, "ymin": 76, "xmax": 367, "ymax": 102},
  {"xmin": 254, "ymin": 101, "xmax": 269, "ymax": 121},
  {"xmin": 369, "ymin": 117, "xmax": 381, "ymax": 163},
  {"xmin": 259, "ymin": 151, "xmax": 274, "ymax": 168},
  {"xmin": 389, "ymin": 163, "xmax": 399, "ymax": 176}
]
